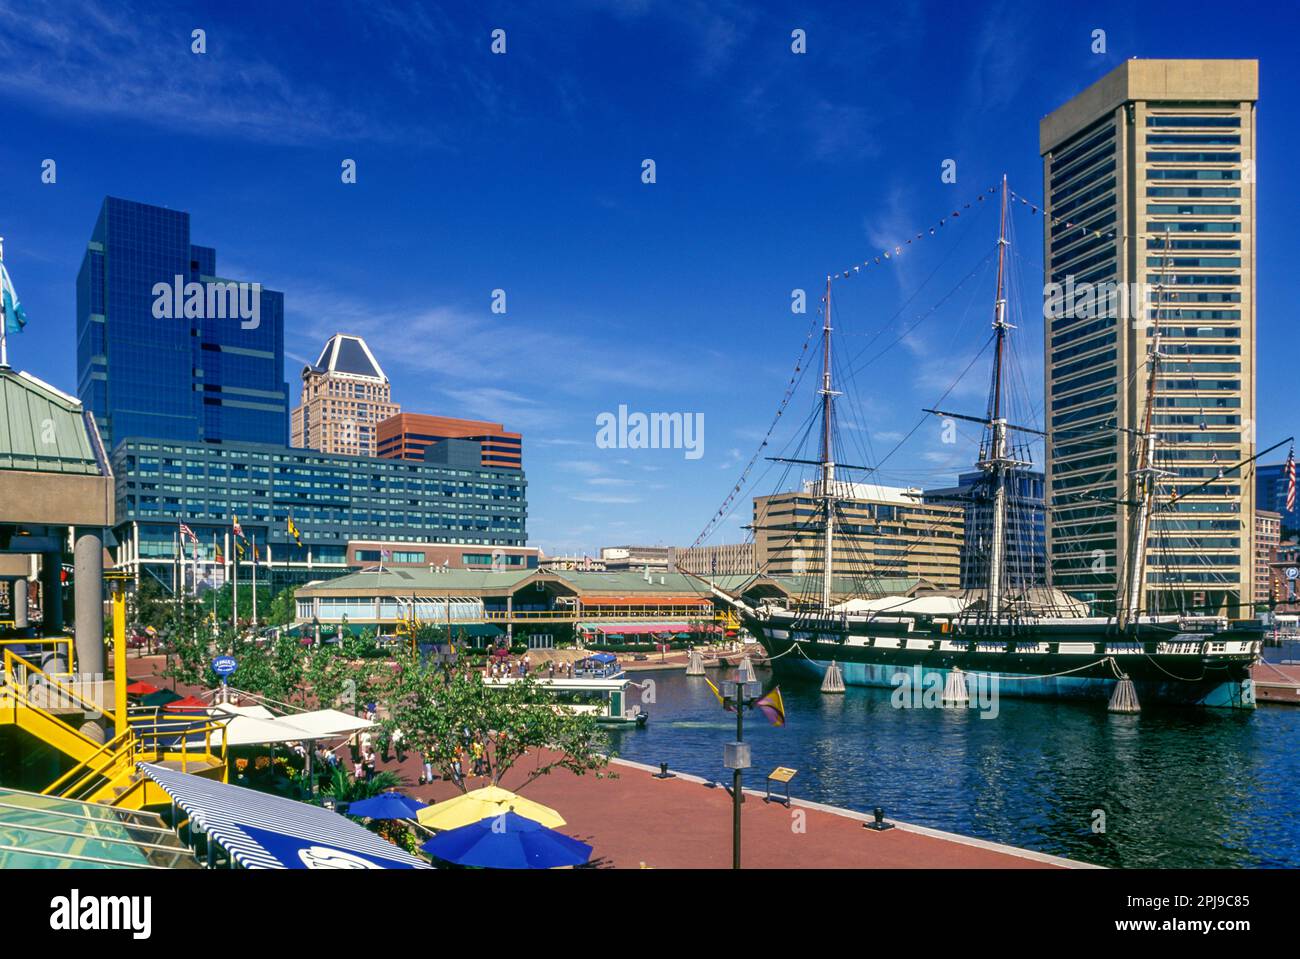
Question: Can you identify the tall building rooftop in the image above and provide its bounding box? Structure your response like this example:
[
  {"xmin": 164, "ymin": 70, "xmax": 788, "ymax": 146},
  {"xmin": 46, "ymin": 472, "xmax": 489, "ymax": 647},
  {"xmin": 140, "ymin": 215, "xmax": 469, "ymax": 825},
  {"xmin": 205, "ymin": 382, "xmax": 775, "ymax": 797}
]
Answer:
[{"xmin": 308, "ymin": 334, "xmax": 388, "ymax": 382}]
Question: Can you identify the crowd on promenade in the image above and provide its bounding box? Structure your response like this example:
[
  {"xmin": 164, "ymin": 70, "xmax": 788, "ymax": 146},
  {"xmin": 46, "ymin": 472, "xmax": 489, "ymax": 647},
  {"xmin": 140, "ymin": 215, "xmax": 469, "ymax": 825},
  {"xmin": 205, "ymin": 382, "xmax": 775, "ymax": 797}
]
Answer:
[{"xmin": 484, "ymin": 654, "xmax": 585, "ymax": 681}]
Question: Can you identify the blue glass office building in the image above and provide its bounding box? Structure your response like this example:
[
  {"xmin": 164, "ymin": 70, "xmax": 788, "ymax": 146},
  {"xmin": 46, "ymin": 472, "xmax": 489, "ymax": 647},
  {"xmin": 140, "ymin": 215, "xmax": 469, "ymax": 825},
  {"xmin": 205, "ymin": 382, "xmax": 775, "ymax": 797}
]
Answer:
[
  {"xmin": 1256, "ymin": 463, "xmax": 1299, "ymax": 535},
  {"xmin": 928, "ymin": 470, "xmax": 1048, "ymax": 591},
  {"xmin": 76, "ymin": 197, "xmax": 289, "ymax": 450}
]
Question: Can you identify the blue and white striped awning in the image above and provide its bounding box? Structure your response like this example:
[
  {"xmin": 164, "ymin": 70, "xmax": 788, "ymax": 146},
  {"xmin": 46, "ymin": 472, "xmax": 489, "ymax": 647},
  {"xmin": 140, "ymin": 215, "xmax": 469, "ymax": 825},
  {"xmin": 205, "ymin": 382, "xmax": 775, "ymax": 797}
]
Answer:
[{"xmin": 139, "ymin": 764, "xmax": 430, "ymax": 870}]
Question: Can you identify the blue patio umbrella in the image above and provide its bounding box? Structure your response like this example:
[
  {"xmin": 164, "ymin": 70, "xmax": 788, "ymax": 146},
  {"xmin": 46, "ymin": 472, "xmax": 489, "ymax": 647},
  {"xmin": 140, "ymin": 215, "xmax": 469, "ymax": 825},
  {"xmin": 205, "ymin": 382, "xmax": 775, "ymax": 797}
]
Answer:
[
  {"xmin": 346, "ymin": 792, "xmax": 428, "ymax": 820},
  {"xmin": 420, "ymin": 811, "xmax": 592, "ymax": 869}
]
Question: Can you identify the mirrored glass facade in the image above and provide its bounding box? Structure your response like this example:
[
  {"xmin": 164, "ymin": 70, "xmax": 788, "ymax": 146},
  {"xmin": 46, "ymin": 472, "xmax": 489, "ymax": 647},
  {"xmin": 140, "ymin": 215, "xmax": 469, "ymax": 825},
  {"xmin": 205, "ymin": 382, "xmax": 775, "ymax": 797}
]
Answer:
[{"xmin": 76, "ymin": 197, "xmax": 289, "ymax": 450}]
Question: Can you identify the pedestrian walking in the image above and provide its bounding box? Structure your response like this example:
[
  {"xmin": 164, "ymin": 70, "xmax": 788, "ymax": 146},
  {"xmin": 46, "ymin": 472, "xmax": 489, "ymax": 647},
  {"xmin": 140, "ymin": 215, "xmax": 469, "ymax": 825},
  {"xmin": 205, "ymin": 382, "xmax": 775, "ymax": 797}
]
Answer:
[
  {"xmin": 392, "ymin": 727, "xmax": 406, "ymax": 763},
  {"xmin": 362, "ymin": 748, "xmax": 376, "ymax": 782}
]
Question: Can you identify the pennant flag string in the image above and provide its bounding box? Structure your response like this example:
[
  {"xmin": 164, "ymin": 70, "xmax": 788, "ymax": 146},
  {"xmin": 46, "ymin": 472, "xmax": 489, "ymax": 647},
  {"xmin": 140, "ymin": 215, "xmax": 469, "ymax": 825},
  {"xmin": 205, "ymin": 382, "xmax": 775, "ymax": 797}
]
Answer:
[
  {"xmin": 688, "ymin": 308, "xmax": 820, "ymax": 552},
  {"xmin": 829, "ymin": 185, "xmax": 999, "ymax": 282},
  {"xmin": 1007, "ymin": 186, "xmax": 1117, "ymax": 242}
]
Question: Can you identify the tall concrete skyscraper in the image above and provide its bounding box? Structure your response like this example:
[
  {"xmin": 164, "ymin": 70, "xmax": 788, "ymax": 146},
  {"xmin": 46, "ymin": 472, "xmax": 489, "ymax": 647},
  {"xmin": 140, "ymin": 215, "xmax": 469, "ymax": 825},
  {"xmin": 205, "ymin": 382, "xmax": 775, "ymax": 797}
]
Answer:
[
  {"xmin": 1040, "ymin": 60, "xmax": 1257, "ymax": 617},
  {"xmin": 76, "ymin": 197, "xmax": 289, "ymax": 449}
]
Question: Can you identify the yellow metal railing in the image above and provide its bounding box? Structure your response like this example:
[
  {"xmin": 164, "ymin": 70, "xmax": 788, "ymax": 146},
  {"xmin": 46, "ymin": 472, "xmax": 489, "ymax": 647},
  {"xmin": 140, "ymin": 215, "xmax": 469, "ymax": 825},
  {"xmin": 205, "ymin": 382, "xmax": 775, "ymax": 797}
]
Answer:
[
  {"xmin": 0, "ymin": 637, "xmax": 76, "ymax": 674},
  {"xmin": 44, "ymin": 727, "xmax": 136, "ymax": 800},
  {"xmin": 45, "ymin": 714, "xmax": 229, "ymax": 803},
  {"xmin": 42, "ymin": 722, "xmax": 134, "ymax": 790},
  {"xmin": 2, "ymin": 648, "xmax": 113, "ymax": 730},
  {"xmin": 4, "ymin": 643, "xmax": 226, "ymax": 803}
]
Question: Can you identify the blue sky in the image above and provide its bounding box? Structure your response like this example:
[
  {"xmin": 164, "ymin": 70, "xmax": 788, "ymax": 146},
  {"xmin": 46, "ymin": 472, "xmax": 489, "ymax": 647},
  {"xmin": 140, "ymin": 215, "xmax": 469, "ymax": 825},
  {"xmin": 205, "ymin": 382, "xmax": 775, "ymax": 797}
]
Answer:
[{"xmin": 1, "ymin": 0, "xmax": 1296, "ymax": 556}]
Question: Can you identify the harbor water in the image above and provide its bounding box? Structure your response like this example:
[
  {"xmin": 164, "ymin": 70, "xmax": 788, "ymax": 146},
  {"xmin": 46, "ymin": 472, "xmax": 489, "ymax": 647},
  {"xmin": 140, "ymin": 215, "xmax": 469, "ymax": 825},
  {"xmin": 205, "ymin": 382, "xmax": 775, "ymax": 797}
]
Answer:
[{"xmin": 605, "ymin": 664, "xmax": 1300, "ymax": 868}]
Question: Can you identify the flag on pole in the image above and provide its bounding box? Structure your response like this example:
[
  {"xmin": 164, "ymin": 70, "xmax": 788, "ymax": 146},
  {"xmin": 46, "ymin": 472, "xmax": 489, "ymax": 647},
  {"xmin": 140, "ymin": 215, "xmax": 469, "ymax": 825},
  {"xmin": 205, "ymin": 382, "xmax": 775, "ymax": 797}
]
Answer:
[
  {"xmin": 1286, "ymin": 445, "xmax": 1297, "ymax": 514},
  {"xmin": 232, "ymin": 516, "xmax": 244, "ymax": 539},
  {"xmin": 287, "ymin": 515, "xmax": 302, "ymax": 547},
  {"xmin": 236, "ymin": 540, "xmax": 246, "ymax": 560},
  {"xmin": 0, "ymin": 260, "xmax": 28, "ymax": 335},
  {"xmin": 754, "ymin": 687, "xmax": 786, "ymax": 727},
  {"xmin": 179, "ymin": 522, "xmax": 197, "ymax": 544},
  {"xmin": 703, "ymin": 675, "xmax": 735, "ymax": 712},
  {"xmin": 215, "ymin": 543, "xmax": 224, "ymax": 564}
]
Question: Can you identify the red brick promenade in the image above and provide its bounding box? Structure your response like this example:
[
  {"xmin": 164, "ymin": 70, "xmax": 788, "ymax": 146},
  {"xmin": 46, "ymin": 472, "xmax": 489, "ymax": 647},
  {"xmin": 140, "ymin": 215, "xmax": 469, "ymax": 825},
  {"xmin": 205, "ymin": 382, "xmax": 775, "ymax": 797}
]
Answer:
[
  {"xmin": 1253, "ymin": 661, "xmax": 1300, "ymax": 704},
  {"xmin": 126, "ymin": 654, "xmax": 1083, "ymax": 868}
]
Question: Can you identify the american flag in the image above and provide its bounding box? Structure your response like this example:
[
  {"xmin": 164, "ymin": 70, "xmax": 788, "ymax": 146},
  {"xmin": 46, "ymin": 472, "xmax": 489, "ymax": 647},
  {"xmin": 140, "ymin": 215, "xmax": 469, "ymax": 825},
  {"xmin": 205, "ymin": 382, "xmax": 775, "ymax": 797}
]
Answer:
[
  {"xmin": 178, "ymin": 522, "xmax": 197, "ymax": 544},
  {"xmin": 1286, "ymin": 445, "xmax": 1297, "ymax": 514}
]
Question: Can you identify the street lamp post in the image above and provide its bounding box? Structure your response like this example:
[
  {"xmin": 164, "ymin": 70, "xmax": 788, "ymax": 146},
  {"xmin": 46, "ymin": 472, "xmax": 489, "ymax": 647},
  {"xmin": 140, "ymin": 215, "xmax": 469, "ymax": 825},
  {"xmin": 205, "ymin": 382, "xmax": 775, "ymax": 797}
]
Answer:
[{"xmin": 721, "ymin": 678, "xmax": 762, "ymax": 869}]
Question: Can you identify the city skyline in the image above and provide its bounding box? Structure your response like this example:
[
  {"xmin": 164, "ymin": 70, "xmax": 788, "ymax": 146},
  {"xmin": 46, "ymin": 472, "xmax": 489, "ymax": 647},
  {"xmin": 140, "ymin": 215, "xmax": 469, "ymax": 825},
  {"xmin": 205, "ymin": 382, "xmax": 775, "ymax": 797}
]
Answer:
[{"xmin": 2, "ymin": 2, "xmax": 1297, "ymax": 557}]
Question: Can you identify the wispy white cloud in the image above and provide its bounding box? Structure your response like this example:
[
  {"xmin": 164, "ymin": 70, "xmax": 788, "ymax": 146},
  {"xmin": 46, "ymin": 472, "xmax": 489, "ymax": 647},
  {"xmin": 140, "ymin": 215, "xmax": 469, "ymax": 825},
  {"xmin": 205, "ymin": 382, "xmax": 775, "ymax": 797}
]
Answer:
[
  {"xmin": 570, "ymin": 492, "xmax": 642, "ymax": 505},
  {"xmin": 0, "ymin": 0, "xmax": 418, "ymax": 145}
]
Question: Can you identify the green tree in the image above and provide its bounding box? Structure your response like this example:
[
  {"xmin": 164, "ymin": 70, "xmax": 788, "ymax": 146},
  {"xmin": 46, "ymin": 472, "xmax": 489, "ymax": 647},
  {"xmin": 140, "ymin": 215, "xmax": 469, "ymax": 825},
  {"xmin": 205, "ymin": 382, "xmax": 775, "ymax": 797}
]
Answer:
[
  {"xmin": 383, "ymin": 650, "xmax": 609, "ymax": 794},
  {"xmin": 222, "ymin": 633, "xmax": 306, "ymax": 705},
  {"xmin": 132, "ymin": 578, "xmax": 174, "ymax": 632},
  {"xmin": 265, "ymin": 586, "xmax": 297, "ymax": 627},
  {"xmin": 322, "ymin": 765, "xmax": 403, "ymax": 803},
  {"xmin": 302, "ymin": 638, "xmax": 387, "ymax": 712},
  {"xmin": 158, "ymin": 595, "xmax": 215, "ymax": 689}
]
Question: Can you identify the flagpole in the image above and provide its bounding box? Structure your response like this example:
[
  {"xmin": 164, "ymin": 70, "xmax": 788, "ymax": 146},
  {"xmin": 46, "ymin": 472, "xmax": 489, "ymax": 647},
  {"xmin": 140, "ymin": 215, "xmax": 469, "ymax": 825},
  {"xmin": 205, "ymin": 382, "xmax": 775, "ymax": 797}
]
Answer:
[
  {"xmin": 232, "ymin": 530, "xmax": 239, "ymax": 631},
  {"xmin": 0, "ymin": 236, "xmax": 9, "ymax": 369},
  {"xmin": 172, "ymin": 529, "xmax": 179, "ymax": 610},
  {"xmin": 251, "ymin": 533, "xmax": 258, "ymax": 628}
]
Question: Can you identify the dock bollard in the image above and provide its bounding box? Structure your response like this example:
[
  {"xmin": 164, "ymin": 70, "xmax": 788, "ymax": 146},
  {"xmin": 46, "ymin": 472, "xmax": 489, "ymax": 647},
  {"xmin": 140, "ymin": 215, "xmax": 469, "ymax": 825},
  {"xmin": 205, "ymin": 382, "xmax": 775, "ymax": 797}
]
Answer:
[
  {"xmin": 821, "ymin": 660, "xmax": 845, "ymax": 694},
  {"xmin": 864, "ymin": 806, "xmax": 894, "ymax": 831},
  {"xmin": 942, "ymin": 667, "xmax": 969, "ymax": 707},
  {"xmin": 1108, "ymin": 674, "xmax": 1140, "ymax": 713}
]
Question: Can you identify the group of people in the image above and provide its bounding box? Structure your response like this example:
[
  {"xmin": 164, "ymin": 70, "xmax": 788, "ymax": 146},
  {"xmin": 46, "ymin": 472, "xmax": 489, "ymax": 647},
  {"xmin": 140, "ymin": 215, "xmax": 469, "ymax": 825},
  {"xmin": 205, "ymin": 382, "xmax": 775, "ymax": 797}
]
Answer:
[
  {"xmin": 345, "ymin": 722, "xmax": 408, "ymax": 783},
  {"xmin": 484, "ymin": 653, "xmax": 536, "ymax": 679},
  {"xmin": 418, "ymin": 725, "xmax": 493, "ymax": 787},
  {"xmin": 483, "ymin": 654, "xmax": 581, "ymax": 680}
]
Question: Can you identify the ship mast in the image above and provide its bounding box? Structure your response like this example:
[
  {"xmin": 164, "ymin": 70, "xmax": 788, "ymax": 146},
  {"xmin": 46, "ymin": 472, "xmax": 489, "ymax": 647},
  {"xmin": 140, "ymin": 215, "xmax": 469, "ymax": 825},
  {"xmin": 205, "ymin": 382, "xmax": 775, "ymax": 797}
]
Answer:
[
  {"xmin": 819, "ymin": 274, "xmax": 839, "ymax": 611},
  {"xmin": 922, "ymin": 176, "xmax": 1042, "ymax": 620},
  {"xmin": 981, "ymin": 175, "xmax": 1014, "ymax": 620},
  {"xmin": 1119, "ymin": 229, "xmax": 1172, "ymax": 629}
]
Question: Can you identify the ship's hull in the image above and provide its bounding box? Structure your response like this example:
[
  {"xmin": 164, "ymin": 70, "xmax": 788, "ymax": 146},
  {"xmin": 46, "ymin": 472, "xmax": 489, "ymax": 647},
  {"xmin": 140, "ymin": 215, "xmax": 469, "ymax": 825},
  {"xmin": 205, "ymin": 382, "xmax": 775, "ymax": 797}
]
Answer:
[{"xmin": 744, "ymin": 611, "xmax": 1260, "ymax": 710}]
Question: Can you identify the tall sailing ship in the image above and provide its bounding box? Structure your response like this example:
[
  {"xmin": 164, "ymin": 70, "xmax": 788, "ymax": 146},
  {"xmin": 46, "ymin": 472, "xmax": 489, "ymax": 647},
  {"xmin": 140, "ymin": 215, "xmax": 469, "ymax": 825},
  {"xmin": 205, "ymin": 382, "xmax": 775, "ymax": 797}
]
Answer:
[{"xmin": 710, "ymin": 177, "xmax": 1267, "ymax": 710}]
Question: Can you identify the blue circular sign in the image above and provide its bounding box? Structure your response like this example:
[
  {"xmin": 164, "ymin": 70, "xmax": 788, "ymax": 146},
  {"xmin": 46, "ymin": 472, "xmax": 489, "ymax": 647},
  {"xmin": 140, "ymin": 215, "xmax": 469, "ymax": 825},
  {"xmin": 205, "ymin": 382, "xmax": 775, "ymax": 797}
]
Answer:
[{"xmin": 212, "ymin": 655, "xmax": 238, "ymax": 677}]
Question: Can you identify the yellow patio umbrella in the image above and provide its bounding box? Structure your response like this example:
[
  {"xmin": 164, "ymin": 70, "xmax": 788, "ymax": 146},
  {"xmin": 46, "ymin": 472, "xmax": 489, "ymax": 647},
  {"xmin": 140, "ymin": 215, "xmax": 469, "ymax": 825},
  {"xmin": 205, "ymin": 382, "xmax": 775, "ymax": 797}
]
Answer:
[{"xmin": 417, "ymin": 785, "xmax": 566, "ymax": 831}]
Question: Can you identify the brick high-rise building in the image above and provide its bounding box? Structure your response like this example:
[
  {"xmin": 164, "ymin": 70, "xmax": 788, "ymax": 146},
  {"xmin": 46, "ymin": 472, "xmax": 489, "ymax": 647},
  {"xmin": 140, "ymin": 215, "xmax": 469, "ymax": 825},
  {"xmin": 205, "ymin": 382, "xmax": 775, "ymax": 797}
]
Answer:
[
  {"xmin": 377, "ymin": 413, "xmax": 522, "ymax": 471},
  {"xmin": 291, "ymin": 334, "xmax": 399, "ymax": 457},
  {"xmin": 1255, "ymin": 510, "xmax": 1281, "ymax": 605}
]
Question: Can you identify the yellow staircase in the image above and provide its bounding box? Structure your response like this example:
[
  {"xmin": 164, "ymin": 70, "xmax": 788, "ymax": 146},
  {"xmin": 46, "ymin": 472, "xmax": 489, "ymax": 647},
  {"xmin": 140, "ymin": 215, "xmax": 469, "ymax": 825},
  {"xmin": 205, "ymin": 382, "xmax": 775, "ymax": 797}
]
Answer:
[{"xmin": 1, "ymin": 643, "xmax": 227, "ymax": 810}]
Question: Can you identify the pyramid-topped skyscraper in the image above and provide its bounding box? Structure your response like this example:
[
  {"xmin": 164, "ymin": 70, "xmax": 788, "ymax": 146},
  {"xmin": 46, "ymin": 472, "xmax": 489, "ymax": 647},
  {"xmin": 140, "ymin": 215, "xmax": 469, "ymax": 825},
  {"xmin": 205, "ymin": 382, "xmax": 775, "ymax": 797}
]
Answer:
[{"xmin": 291, "ymin": 334, "xmax": 399, "ymax": 457}]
